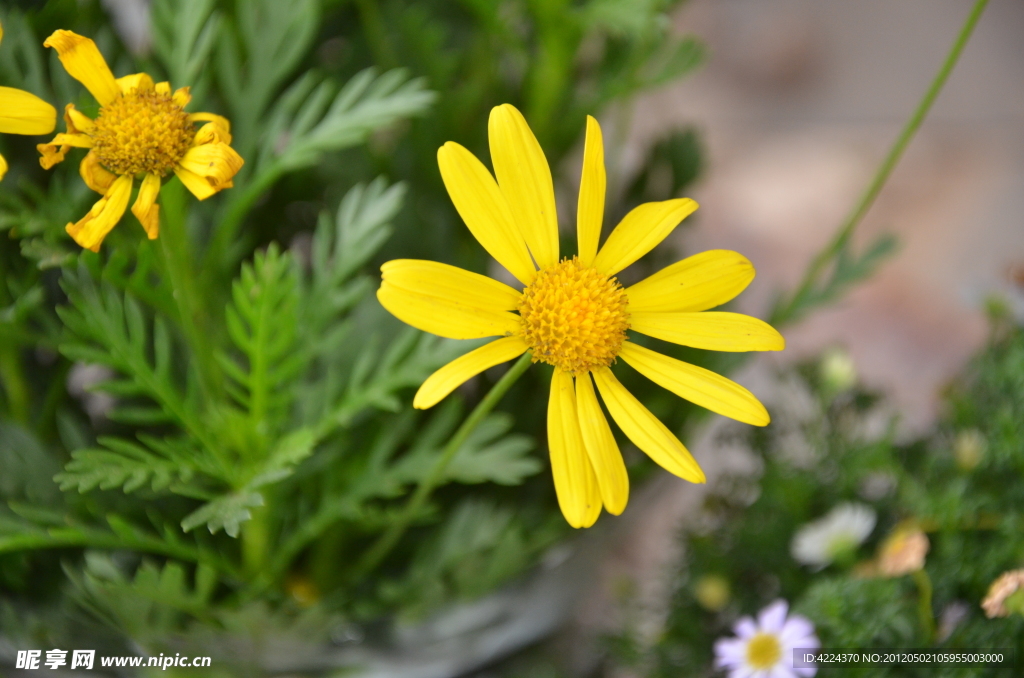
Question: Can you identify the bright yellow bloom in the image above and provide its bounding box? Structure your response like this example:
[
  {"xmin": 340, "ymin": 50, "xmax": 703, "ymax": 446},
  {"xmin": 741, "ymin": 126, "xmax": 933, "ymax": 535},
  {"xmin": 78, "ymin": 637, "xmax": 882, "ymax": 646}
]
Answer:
[
  {"xmin": 37, "ymin": 30, "xmax": 243, "ymax": 252},
  {"xmin": 378, "ymin": 104, "xmax": 785, "ymax": 528},
  {"xmin": 0, "ymin": 21, "xmax": 58, "ymax": 180}
]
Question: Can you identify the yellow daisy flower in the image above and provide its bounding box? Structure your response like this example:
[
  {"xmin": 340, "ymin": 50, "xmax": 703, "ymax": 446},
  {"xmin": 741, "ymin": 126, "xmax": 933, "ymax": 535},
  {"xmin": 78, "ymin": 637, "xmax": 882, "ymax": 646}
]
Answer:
[
  {"xmin": 37, "ymin": 30, "xmax": 243, "ymax": 252},
  {"xmin": 0, "ymin": 20, "xmax": 58, "ymax": 180},
  {"xmin": 377, "ymin": 104, "xmax": 784, "ymax": 528}
]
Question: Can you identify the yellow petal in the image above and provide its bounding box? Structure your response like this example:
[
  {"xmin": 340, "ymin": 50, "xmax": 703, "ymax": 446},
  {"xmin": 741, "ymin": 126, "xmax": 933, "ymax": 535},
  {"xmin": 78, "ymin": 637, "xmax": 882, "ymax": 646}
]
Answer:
[
  {"xmin": 376, "ymin": 282, "xmax": 521, "ymax": 340},
  {"xmin": 190, "ymin": 115, "xmax": 231, "ymax": 144},
  {"xmin": 0, "ymin": 19, "xmax": 4, "ymax": 46},
  {"xmin": 43, "ymin": 30, "xmax": 120, "ymax": 106},
  {"xmin": 131, "ymin": 173, "xmax": 162, "ymax": 239},
  {"xmin": 155, "ymin": 81, "xmax": 171, "ymax": 96},
  {"xmin": 79, "ymin": 149, "xmax": 116, "ymax": 194},
  {"xmin": 627, "ymin": 250, "xmax": 756, "ymax": 313},
  {"xmin": 488, "ymin": 104, "xmax": 559, "ymax": 269},
  {"xmin": 413, "ymin": 336, "xmax": 529, "ymax": 409},
  {"xmin": 592, "ymin": 198, "xmax": 699, "ymax": 275},
  {"xmin": 437, "ymin": 141, "xmax": 536, "ymax": 285},
  {"xmin": 47, "ymin": 132, "xmax": 92, "ymax": 148},
  {"xmin": 65, "ymin": 105, "xmax": 95, "ymax": 135},
  {"xmin": 576, "ymin": 116, "xmax": 606, "ymax": 267},
  {"xmin": 381, "ymin": 259, "xmax": 521, "ymax": 312},
  {"xmin": 575, "ymin": 372, "xmax": 629, "ymax": 515},
  {"xmin": 0, "ymin": 86, "xmax": 57, "ymax": 135},
  {"xmin": 37, "ymin": 131, "xmax": 93, "ymax": 170},
  {"xmin": 0, "ymin": 153, "xmax": 7, "ymax": 182},
  {"xmin": 630, "ymin": 311, "xmax": 785, "ymax": 352},
  {"xmin": 66, "ymin": 174, "xmax": 132, "ymax": 252},
  {"xmin": 176, "ymin": 142, "xmax": 244, "ymax": 196},
  {"xmin": 618, "ymin": 342, "xmax": 769, "ymax": 426},
  {"xmin": 592, "ymin": 366, "xmax": 705, "ymax": 483},
  {"xmin": 548, "ymin": 369, "xmax": 603, "ymax": 528},
  {"xmin": 174, "ymin": 166, "xmax": 216, "ymax": 200},
  {"xmin": 173, "ymin": 86, "xmax": 192, "ymax": 109},
  {"xmin": 116, "ymin": 72, "xmax": 154, "ymax": 95}
]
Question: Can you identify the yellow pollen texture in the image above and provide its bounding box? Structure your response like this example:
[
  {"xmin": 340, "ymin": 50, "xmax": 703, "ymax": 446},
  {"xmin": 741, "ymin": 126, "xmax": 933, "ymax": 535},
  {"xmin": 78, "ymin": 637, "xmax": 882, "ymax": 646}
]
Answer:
[
  {"xmin": 91, "ymin": 88, "xmax": 194, "ymax": 176},
  {"xmin": 518, "ymin": 257, "xmax": 630, "ymax": 374},
  {"xmin": 745, "ymin": 632, "xmax": 782, "ymax": 670}
]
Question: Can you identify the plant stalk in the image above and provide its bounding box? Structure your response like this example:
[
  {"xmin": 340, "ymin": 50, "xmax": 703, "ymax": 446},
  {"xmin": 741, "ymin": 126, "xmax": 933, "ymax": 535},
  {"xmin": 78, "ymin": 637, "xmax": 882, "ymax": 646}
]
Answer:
[
  {"xmin": 773, "ymin": 0, "xmax": 988, "ymax": 325},
  {"xmin": 351, "ymin": 352, "xmax": 534, "ymax": 579},
  {"xmin": 913, "ymin": 568, "xmax": 936, "ymax": 643},
  {"xmin": 159, "ymin": 178, "xmax": 220, "ymax": 397}
]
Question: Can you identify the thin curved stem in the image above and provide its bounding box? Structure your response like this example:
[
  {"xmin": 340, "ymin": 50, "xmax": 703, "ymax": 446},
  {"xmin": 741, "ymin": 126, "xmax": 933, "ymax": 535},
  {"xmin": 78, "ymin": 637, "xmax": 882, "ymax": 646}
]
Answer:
[
  {"xmin": 351, "ymin": 352, "xmax": 534, "ymax": 579},
  {"xmin": 773, "ymin": 0, "xmax": 988, "ymax": 325},
  {"xmin": 913, "ymin": 568, "xmax": 936, "ymax": 643}
]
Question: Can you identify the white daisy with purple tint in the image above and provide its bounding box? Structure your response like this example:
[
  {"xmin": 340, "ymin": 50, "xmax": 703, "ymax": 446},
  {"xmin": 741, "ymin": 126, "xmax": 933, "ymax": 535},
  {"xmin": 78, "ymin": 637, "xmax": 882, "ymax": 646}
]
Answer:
[{"xmin": 713, "ymin": 599, "xmax": 819, "ymax": 678}]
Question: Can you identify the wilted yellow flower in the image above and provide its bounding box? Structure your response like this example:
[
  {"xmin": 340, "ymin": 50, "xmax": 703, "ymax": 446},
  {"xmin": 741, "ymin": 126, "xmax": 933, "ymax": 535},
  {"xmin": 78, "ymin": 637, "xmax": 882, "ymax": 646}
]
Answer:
[
  {"xmin": 981, "ymin": 569, "xmax": 1024, "ymax": 618},
  {"xmin": 694, "ymin": 574, "xmax": 731, "ymax": 612},
  {"xmin": 0, "ymin": 21, "xmax": 57, "ymax": 180},
  {"xmin": 877, "ymin": 526, "xmax": 929, "ymax": 576},
  {"xmin": 377, "ymin": 104, "xmax": 784, "ymax": 527},
  {"xmin": 37, "ymin": 30, "xmax": 243, "ymax": 251},
  {"xmin": 954, "ymin": 428, "xmax": 986, "ymax": 471}
]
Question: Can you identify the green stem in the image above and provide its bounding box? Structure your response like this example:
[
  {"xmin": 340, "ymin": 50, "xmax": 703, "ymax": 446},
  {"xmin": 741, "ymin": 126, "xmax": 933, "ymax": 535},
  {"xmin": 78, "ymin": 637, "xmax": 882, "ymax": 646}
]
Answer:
[
  {"xmin": 351, "ymin": 352, "xmax": 534, "ymax": 579},
  {"xmin": 203, "ymin": 165, "xmax": 282, "ymax": 282},
  {"xmin": 159, "ymin": 178, "xmax": 220, "ymax": 397},
  {"xmin": 773, "ymin": 0, "xmax": 988, "ymax": 325},
  {"xmin": 913, "ymin": 568, "xmax": 936, "ymax": 643},
  {"xmin": 356, "ymin": 0, "xmax": 398, "ymax": 70},
  {"xmin": 241, "ymin": 503, "xmax": 271, "ymax": 577},
  {"xmin": 0, "ymin": 345, "xmax": 30, "ymax": 424}
]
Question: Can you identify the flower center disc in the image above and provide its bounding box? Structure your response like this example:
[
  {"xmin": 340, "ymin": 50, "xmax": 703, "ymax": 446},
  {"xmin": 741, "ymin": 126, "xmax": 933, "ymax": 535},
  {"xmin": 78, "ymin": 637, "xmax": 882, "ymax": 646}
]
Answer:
[
  {"xmin": 746, "ymin": 632, "xmax": 782, "ymax": 670},
  {"xmin": 92, "ymin": 88, "xmax": 194, "ymax": 176},
  {"xmin": 519, "ymin": 257, "xmax": 630, "ymax": 374}
]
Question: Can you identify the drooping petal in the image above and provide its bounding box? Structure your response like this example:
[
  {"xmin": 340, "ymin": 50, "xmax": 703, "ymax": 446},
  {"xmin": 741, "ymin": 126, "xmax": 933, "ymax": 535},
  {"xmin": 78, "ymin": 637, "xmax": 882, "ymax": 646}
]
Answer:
[
  {"xmin": 376, "ymin": 282, "xmax": 521, "ymax": 340},
  {"xmin": 592, "ymin": 366, "xmax": 705, "ymax": 483},
  {"xmin": 43, "ymin": 30, "xmax": 120, "ymax": 106},
  {"xmin": 175, "ymin": 142, "xmax": 243, "ymax": 198},
  {"xmin": 0, "ymin": 86, "xmax": 57, "ymax": 135},
  {"xmin": 66, "ymin": 174, "xmax": 133, "ymax": 252},
  {"xmin": 631, "ymin": 311, "xmax": 785, "ymax": 352},
  {"xmin": 64, "ymin": 105, "xmax": 95, "ymax": 135},
  {"xmin": 576, "ymin": 115, "xmax": 605, "ymax": 266},
  {"xmin": 131, "ymin": 172, "xmax": 162, "ymax": 239},
  {"xmin": 437, "ymin": 141, "xmax": 536, "ymax": 285},
  {"xmin": 592, "ymin": 198, "xmax": 698, "ymax": 275},
  {"xmin": 174, "ymin": 167, "xmax": 216, "ymax": 200},
  {"xmin": 79, "ymin": 149, "xmax": 116, "ymax": 193},
  {"xmin": 575, "ymin": 371, "xmax": 629, "ymax": 515},
  {"xmin": 488, "ymin": 104, "xmax": 559, "ymax": 269},
  {"xmin": 548, "ymin": 369, "xmax": 603, "ymax": 528},
  {"xmin": 0, "ymin": 153, "xmax": 7, "ymax": 181},
  {"xmin": 413, "ymin": 336, "xmax": 529, "ymax": 409},
  {"xmin": 627, "ymin": 249, "xmax": 756, "ymax": 313},
  {"xmin": 618, "ymin": 342, "xmax": 769, "ymax": 426},
  {"xmin": 381, "ymin": 259, "xmax": 521, "ymax": 312},
  {"xmin": 37, "ymin": 131, "xmax": 93, "ymax": 170},
  {"xmin": 190, "ymin": 113, "xmax": 231, "ymax": 143},
  {"xmin": 116, "ymin": 72, "xmax": 154, "ymax": 95}
]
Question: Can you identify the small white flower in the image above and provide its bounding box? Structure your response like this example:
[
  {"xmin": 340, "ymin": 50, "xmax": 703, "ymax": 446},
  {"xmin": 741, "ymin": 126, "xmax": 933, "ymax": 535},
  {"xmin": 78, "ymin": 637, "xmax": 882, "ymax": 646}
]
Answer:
[
  {"xmin": 714, "ymin": 599, "xmax": 819, "ymax": 678},
  {"xmin": 791, "ymin": 502, "xmax": 876, "ymax": 568}
]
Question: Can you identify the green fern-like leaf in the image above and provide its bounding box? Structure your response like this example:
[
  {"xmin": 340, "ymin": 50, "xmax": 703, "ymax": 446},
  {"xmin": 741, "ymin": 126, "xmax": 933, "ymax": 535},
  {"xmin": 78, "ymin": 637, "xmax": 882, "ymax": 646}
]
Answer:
[
  {"xmin": 264, "ymin": 68, "xmax": 435, "ymax": 173},
  {"xmin": 55, "ymin": 436, "xmax": 197, "ymax": 494},
  {"xmin": 181, "ymin": 491, "xmax": 264, "ymax": 537},
  {"xmin": 218, "ymin": 244, "xmax": 305, "ymax": 440}
]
